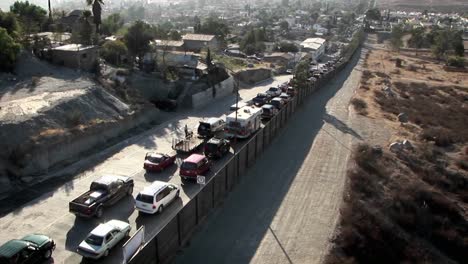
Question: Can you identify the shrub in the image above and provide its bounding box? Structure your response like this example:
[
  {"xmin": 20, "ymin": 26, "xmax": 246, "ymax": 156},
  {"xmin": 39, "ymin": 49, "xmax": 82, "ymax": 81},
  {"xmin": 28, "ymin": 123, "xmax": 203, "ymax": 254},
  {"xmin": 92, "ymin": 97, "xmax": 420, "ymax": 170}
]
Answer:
[
  {"xmin": 101, "ymin": 40, "xmax": 128, "ymax": 65},
  {"xmin": 66, "ymin": 110, "xmax": 83, "ymax": 128},
  {"xmin": 446, "ymin": 56, "xmax": 465, "ymax": 68},
  {"xmin": 351, "ymin": 98, "xmax": 368, "ymax": 114}
]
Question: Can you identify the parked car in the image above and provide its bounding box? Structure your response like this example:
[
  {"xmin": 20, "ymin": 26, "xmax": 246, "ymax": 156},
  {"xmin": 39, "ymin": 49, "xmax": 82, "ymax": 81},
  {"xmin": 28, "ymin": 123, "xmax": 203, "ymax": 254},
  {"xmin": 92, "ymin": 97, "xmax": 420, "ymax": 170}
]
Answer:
[
  {"xmin": 270, "ymin": 97, "xmax": 285, "ymax": 109},
  {"xmin": 204, "ymin": 137, "xmax": 230, "ymax": 159},
  {"xmin": 69, "ymin": 175, "xmax": 134, "ymax": 218},
  {"xmin": 279, "ymin": 93, "xmax": 291, "ymax": 101},
  {"xmin": 286, "ymin": 87, "xmax": 296, "ymax": 96},
  {"xmin": 197, "ymin": 118, "xmax": 226, "ymax": 138},
  {"xmin": 179, "ymin": 154, "xmax": 211, "ymax": 180},
  {"xmin": 0, "ymin": 234, "xmax": 55, "ymax": 263},
  {"xmin": 266, "ymin": 87, "xmax": 282, "ymax": 97},
  {"xmin": 144, "ymin": 152, "xmax": 176, "ymax": 172},
  {"xmin": 135, "ymin": 181, "xmax": 180, "ymax": 214},
  {"xmin": 261, "ymin": 104, "xmax": 279, "ymax": 119},
  {"xmin": 253, "ymin": 93, "xmax": 271, "ymax": 106},
  {"xmin": 77, "ymin": 220, "xmax": 131, "ymax": 259}
]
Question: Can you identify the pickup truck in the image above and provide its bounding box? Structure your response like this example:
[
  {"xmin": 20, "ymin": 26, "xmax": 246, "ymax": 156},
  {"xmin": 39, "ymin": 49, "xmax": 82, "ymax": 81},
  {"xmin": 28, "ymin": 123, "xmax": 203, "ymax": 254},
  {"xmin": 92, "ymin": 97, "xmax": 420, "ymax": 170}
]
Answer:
[
  {"xmin": 69, "ymin": 175, "xmax": 134, "ymax": 218},
  {"xmin": 253, "ymin": 93, "xmax": 271, "ymax": 106}
]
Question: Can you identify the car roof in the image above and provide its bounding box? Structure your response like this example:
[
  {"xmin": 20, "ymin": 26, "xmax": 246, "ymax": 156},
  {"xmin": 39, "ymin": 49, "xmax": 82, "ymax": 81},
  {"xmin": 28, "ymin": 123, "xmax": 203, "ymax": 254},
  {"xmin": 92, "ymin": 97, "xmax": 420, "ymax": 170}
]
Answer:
[
  {"xmin": 90, "ymin": 220, "xmax": 128, "ymax": 237},
  {"xmin": 0, "ymin": 240, "xmax": 29, "ymax": 258},
  {"xmin": 207, "ymin": 137, "xmax": 223, "ymax": 144},
  {"xmin": 201, "ymin": 117, "xmax": 222, "ymax": 125},
  {"xmin": 280, "ymin": 93, "xmax": 289, "ymax": 97},
  {"xmin": 93, "ymin": 175, "xmax": 129, "ymax": 186},
  {"xmin": 272, "ymin": 97, "xmax": 283, "ymax": 101},
  {"xmin": 262, "ymin": 104, "xmax": 274, "ymax": 109},
  {"xmin": 146, "ymin": 152, "xmax": 164, "ymax": 159},
  {"xmin": 184, "ymin": 154, "xmax": 206, "ymax": 163},
  {"xmin": 139, "ymin": 181, "xmax": 168, "ymax": 196}
]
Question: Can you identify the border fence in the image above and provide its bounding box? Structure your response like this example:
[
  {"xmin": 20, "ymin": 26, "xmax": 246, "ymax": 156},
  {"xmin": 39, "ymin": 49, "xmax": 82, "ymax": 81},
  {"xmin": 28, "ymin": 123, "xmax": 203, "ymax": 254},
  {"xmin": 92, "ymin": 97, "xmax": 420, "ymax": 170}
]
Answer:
[{"xmin": 126, "ymin": 28, "xmax": 365, "ymax": 264}]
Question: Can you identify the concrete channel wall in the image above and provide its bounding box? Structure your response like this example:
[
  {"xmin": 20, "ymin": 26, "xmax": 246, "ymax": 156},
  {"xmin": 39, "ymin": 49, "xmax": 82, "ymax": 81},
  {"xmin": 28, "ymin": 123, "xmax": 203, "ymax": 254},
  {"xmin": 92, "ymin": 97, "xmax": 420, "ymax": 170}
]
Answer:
[{"xmin": 127, "ymin": 30, "xmax": 364, "ymax": 264}]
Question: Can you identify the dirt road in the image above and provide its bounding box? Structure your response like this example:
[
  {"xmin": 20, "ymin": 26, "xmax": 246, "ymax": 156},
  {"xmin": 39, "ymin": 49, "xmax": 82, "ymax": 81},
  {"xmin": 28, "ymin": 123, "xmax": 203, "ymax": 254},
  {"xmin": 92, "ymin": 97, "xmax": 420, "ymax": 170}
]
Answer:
[{"xmin": 175, "ymin": 47, "xmax": 388, "ymax": 264}]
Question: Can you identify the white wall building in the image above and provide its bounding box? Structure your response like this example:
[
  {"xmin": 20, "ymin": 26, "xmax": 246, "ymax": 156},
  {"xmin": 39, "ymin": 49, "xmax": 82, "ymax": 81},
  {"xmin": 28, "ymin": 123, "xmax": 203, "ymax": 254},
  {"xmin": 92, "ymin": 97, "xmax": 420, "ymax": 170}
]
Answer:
[{"xmin": 300, "ymin": 37, "xmax": 326, "ymax": 61}]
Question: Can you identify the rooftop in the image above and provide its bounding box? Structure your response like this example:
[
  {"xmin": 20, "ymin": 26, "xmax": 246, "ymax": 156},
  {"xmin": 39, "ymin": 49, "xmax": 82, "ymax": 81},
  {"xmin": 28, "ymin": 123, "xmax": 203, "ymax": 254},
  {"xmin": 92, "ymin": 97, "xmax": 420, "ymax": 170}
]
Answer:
[
  {"xmin": 182, "ymin": 34, "xmax": 216, "ymax": 42},
  {"xmin": 0, "ymin": 240, "xmax": 29, "ymax": 258},
  {"xmin": 184, "ymin": 154, "xmax": 206, "ymax": 163},
  {"xmin": 140, "ymin": 181, "xmax": 168, "ymax": 196},
  {"xmin": 152, "ymin": 39, "xmax": 185, "ymax": 47},
  {"xmin": 52, "ymin": 44, "xmax": 97, "ymax": 52},
  {"xmin": 300, "ymin": 38, "xmax": 326, "ymax": 51}
]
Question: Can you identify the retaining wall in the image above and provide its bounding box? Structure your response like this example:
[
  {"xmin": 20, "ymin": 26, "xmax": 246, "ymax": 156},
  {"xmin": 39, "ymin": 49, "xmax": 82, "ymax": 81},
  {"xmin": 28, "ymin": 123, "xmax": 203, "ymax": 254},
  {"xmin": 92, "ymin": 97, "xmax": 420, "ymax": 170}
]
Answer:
[{"xmin": 191, "ymin": 77, "xmax": 234, "ymax": 109}]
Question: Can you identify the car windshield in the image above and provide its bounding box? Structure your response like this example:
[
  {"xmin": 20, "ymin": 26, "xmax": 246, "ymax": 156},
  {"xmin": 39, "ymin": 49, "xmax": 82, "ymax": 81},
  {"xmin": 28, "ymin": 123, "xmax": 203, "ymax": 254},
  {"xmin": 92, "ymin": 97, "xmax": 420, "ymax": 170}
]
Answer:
[
  {"xmin": 263, "ymin": 108, "xmax": 271, "ymax": 114},
  {"xmin": 181, "ymin": 162, "xmax": 197, "ymax": 170},
  {"xmin": 146, "ymin": 155, "xmax": 163, "ymax": 163},
  {"xmin": 198, "ymin": 122, "xmax": 210, "ymax": 131},
  {"xmin": 136, "ymin": 194, "xmax": 154, "ymax": 203},
  {"xmin": 268, "ymin": 88, "xmax": 278, "ymax": 92},
  {"xmin": 205, "ymin": 143, "xmax": 218, "ymax": 152},
  {"xmin": 85, "ymin": 234, "xmax": 104, "ymax": 246},
  {"xmin": 257, "ymin": 93, "xmax": 267, "ymax": 98}
]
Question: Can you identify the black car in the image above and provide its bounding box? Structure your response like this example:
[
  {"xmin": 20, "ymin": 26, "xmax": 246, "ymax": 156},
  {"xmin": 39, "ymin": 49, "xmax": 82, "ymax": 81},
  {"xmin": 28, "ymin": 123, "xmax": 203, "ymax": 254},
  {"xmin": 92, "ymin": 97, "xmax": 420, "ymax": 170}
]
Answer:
[
  {"xmin": 204, "ymin": 138, "xmax": 230, "ymax": 159},
  {"xmin": 0, "ymin": 234, "xmax": 55, "ymax": 264}
]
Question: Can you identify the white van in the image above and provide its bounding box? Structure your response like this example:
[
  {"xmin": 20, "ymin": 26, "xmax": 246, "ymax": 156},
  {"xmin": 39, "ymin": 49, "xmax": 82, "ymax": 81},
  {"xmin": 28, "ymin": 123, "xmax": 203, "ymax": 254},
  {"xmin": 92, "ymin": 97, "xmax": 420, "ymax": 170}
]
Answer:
[
  {"xmin": 197, "ymin": 117, "xmax": 225, "ymax": 138},
  {"xmin": 135, "ymin": 181, "xmax": 179, "ymax": 214}
]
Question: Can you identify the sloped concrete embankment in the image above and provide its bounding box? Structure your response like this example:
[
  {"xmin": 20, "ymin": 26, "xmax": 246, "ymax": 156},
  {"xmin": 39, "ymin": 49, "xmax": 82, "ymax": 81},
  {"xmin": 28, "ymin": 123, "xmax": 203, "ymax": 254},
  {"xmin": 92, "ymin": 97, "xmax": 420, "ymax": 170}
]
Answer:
[
  {"xmin": 0, "ymin": 87, "xmax": 160, "ymax": 196},
  {"xmin": 234, "ymin": 68, "xmax": 272, "ymax": 85},
  {"xmin": 191, "ymin": 77, "xmax": 234, "ymax": 109}
]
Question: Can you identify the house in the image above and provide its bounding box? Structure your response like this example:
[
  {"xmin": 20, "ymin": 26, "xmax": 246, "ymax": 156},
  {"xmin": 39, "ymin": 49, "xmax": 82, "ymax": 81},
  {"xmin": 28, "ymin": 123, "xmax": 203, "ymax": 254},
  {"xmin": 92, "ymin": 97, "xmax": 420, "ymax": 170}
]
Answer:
[
  {"xmin": 51, "ymin": 44, "xmax": 99, "ymax": 71},
  {"xmin": 300, "ymin": 37, "xmax": 326, "ymax": 61},
  {"xmin": 157, "ymin": 51, "xmax": 207, "ymax": 79},
  {"xmin": 263, "ymin": 52, "xmax": 295, "ymax": 67},
  {"xmin": 152, "ymin": 39, "xmax": 185, "ymax": 52},
  {"xmin": 264, "ymin": 42, "xmax": 278, "ymax": 53},
  {"xmin": 56, "ymin": 10, "xmax": 90, "ymax": 32},
  {"xmin": 182, "ymin": 34, "xmax": 219, "ymax": 52}
]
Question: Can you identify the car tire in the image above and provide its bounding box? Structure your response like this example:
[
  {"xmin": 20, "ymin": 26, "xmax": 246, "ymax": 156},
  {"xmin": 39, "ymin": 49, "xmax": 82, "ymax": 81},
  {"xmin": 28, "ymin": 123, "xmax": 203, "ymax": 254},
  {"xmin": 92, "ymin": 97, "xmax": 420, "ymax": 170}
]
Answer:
[
  {"xmin": 158, "ymin": 205, "xmax": 164, "ymax": 214},
  {"xmin": 95, "ymin": 207, "xmax": 103, "ymax": 218},
  {"xmin": 175, "ymin": 191, "xmax": 180, "ymax": 198},
  {"xmin": 127, "ymin": 186, "xmax": 133, "ymax": 196},
  {"xmin": 44, "ymin": 249, "xmax": 52, "ymax": 259},
  {"xmin": 125, "ymin": 230, "xmax": 130, "ymax": 237},
  {"xmin": 104, "ymin": 249, "xmax": 109, "ymax": 257}
]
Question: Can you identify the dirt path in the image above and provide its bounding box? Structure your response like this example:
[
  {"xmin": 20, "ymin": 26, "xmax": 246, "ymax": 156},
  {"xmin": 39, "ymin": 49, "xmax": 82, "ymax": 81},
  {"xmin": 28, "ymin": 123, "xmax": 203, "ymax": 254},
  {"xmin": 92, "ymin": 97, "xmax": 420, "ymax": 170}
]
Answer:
[{"xmin": 175, "ymin": 46, "xmax": 392, "ymax": 264}]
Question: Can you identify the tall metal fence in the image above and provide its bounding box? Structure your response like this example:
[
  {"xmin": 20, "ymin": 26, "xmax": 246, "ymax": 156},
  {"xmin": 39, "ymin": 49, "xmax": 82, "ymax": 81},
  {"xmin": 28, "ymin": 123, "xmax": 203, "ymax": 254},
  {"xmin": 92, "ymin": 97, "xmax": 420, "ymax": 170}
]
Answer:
[{"xmin": 127, "ymin": 30, "xmax": 364, "ymax": 264}]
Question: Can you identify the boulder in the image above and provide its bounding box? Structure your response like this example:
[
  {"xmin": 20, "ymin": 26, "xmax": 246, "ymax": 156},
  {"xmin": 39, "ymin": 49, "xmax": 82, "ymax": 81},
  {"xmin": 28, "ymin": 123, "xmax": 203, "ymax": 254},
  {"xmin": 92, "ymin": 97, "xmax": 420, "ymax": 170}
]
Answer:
[
  {"xmin": 389, "ymin": 142, "xmax": 403, "ymax": 152},
  {"xmin": 402, "ymin": 139, "xmax": 413, "ymax": 150},
  {"xmin": 398, "ymin": 113, "xmax": 408, "ymax": 123}
]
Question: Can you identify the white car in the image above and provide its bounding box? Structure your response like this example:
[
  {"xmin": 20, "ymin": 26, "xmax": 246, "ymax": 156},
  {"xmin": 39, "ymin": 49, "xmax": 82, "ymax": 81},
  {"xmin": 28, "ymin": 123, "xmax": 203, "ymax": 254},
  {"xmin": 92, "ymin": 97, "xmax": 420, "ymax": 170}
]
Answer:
[
  {"xmin": 135, "ymin": 181, "xmax": 180, "ymax": 214},
  {"xmin": 279, "ymin": 93, "xmax": 291, "ymax": 101},
  {"xmin": 77, "ymin": 220, "xmax": 131, "ymax": 259},
  {"xmin": 266, "ymin": 87, "xmax": 282, "ymax": 97}
]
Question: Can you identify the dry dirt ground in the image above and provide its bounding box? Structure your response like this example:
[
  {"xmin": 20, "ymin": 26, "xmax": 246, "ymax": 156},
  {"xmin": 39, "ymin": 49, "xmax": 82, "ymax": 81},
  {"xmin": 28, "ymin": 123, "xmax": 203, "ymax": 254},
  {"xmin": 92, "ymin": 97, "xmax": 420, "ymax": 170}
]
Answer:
[{"xmin": 326, "ymin": 36, "xmax": 468, "ymax": 263}]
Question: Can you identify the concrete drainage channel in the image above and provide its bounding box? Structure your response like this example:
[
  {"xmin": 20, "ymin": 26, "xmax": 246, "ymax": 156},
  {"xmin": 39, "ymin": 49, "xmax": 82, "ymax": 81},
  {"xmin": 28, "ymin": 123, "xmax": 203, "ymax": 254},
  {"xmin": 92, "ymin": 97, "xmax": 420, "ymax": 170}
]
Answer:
[{"xmin": 126, "ymin": 33, "xmax": 364, "ymax": 264}]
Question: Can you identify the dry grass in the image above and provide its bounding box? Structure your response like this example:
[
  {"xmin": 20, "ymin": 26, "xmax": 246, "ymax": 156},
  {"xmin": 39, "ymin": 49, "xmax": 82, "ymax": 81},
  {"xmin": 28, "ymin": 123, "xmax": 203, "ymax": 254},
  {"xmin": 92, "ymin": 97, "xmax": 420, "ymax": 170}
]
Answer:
[{"xmin": 327, "ymin": 46, "xmax": 468, "ymax": 264}]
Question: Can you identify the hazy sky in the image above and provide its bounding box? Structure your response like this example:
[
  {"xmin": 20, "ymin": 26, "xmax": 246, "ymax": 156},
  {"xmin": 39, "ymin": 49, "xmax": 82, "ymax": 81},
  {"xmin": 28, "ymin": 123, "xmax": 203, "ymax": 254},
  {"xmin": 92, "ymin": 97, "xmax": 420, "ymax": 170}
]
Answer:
[{"xmin": 1, "ymin": 0, "xmax": 51, "ymax": 11}]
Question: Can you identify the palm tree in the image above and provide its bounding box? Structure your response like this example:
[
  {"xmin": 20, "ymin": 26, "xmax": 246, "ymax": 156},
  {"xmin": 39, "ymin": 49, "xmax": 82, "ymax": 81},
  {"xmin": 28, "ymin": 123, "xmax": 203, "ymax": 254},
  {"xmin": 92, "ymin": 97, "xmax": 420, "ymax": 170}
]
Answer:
[
  {"xmin": 48, "ymin": 0, "xmax": 52, "ymax": 20},
  {"xmin": 86, "ymin": 0, "xmax": 103, "ymax": 34}
]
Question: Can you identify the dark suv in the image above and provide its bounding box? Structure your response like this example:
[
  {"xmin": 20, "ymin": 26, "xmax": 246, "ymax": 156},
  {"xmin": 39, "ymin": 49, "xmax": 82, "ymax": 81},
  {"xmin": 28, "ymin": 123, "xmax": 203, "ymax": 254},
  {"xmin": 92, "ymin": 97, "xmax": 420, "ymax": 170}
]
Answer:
[
  {"xmin": 204, "ymin": 137, "xmax": 231, "ymax": 159},
  {"xmin": 0, "ymin": 234, "xmax": 55, "ymax": 264}
]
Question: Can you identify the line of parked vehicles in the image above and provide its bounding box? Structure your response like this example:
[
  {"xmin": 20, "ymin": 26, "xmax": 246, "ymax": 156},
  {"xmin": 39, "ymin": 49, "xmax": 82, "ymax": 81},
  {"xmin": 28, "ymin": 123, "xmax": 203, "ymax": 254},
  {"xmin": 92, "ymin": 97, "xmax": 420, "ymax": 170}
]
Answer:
[{"xmin": 0, "ymin": 81, "xmax": 297, "ymax": 263}]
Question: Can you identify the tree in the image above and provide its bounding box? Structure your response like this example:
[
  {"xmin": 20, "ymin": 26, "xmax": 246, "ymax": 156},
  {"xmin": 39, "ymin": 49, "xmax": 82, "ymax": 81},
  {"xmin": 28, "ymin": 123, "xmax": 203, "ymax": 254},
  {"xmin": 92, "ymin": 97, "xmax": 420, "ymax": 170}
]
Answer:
[
  {"xmin": 101, "ymin": 13, "xmax": 124, "ymax": 35},
  {"xmin": 101, "ymin": 40, "xmax": 127, "ymax": 65},
  {"xmin": 278, "ymin": 42, "xmax": 298, "ymax": 52},
  {"xmin": 0, "ymin": 11, "xmax": 20, "ymax": 37},
  {"xmin": 281, "ymin": 0, "xmax": 289, "ymax": 7},
  {"xmin": 390, "ymin": 24, "xmax": 404, "ymax": 50},
  {"xmin": 206, "ymin": 47, "xmax": 212, "ymax": 67},
  {"xmin": 291, "ymin": 59, "xmax": 309, "ymax": 90},
  {"xmin": 279, "ymin": 20, "xmax": 289, "ymax": 32},
  {"xmin": 87, "ymin": 0, "xmax": 104, "ymax": 34},
  {"xmin": 240, "ymin": 28, "xmax": 266, "ymax": 55},
  {"xmin": 408, "ymin": 27, "xmax": 425, "ymax": 49},
  {"xmin": 169, "ymin": 30, "xmax": 181, "ymax": 41},
  {"xmin": 365, "ymin": 8, "xmax": 381, "ymax": 21},
  {"xmin": 432, "ymin": 30, "xmax": 451, "ymax": 60},
  {"xmin": 198, "ymin": 16, "xmax": 230, "ymax": 40},
  {"xmin": 0, "ymin": 28, "xmax": 21, "ymax": 72},
  {"xmin": 124, "ymin": 20, "xmax": 153, "ymax": 59},
  {"xmin": 10, "ymin": 1, "xmax": 47, "ymax": 33},
  {"xmin": 48, "ymin": 0, "xmax": 52, "ymax": 20}
]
